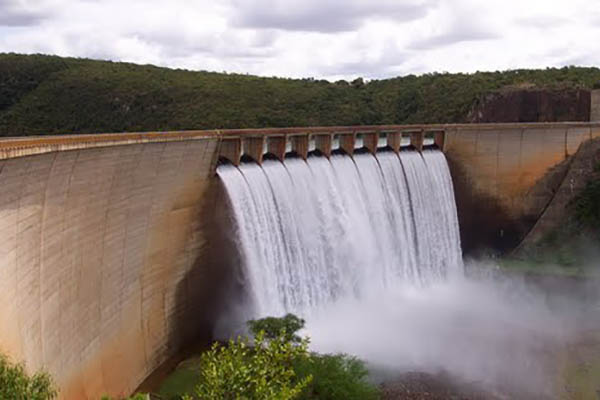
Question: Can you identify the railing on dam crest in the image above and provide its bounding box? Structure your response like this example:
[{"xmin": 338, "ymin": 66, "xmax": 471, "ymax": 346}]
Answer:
[
  {"xmin": 217, "ymin": 127, "xmax": 446, "ymax": 165},
  {"xmin": 2, "ymin": 122, "xmax": 600, "ymax": 165}
]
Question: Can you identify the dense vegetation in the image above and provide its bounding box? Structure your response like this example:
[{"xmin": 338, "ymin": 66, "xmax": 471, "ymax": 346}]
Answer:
[
  {"xmin": 293, "ymin": 354, "xmax": 379, "ymax": 400},
  {"xmin": 195, "ymin": 331, "xmax": 312, "ymax": 400},
  {"xmin": 245, "ymin": 314, "xmax": 379, "ymax": 400},
  {"xmin": 573, "ymin": 161, "xmax": 600, "ymax": 229},
  {"xmin": 0, "ymin": 353, "xmax": 56, "ymax": 399},
  {"xmin": 1, "ymin": 53, "xmax": 600, "ymax": 136},
  {"xmin": 153, "ymin": 314, "xmax": 379, "ymax": 400}
]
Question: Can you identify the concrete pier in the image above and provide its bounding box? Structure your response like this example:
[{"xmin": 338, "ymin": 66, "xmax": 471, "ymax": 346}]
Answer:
[
  {"xmin": 362, "ymin": 132, "xmax": 379, "ymax": 153},
  {"xmin": 314, "ymin": 133, "xmax": 333, "ymax": 157},
  {"xmin": 339, "ymin": 133, "xmax": 356, "ymax": 155},
  {"xmin": 266, "ymin": 136, "xmax": 286, "ymax": 161}
]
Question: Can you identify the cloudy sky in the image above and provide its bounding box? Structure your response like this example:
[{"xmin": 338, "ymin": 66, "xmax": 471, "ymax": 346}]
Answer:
[{"xmin": 1, "ymin": 0, "xmax": 599, "ymax": 80}]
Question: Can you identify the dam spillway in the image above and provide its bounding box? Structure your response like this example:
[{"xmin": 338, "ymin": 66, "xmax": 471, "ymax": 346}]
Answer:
[{"xmin": 217, "ymin": 150, "xmax": 463, "ymax": 318}]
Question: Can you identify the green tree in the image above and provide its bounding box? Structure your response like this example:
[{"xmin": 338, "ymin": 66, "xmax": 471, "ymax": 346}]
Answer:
[
  {"xmin": 5, "ymin": 54, "xmax": 598, "ymax": 137},
  {"xmin": 194, "ymin": 331, "xmax": 312, "ymax": 400},
  {"xmin": 247, "ymin": 313, "xmax": 306, "ymax": 343},
  {"xmin": 247, "ymin": 314, "xmax": 380, "ymax": 400}
]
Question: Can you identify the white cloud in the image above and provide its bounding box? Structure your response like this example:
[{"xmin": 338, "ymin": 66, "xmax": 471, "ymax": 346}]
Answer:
[
  {"xmin": 230, "ymin": 0, "xmax": 435, "ymax": 32},
  {"xmin": 408, "ymin": 1, "xmax": 500, "ymax": 50},
  {"xmin": 0, "ymin": 0, "xmax": 598, "ymax": 80},
  {"xmin": 0, "ymin": 0, "xmax": 63, "ymax": 26}
]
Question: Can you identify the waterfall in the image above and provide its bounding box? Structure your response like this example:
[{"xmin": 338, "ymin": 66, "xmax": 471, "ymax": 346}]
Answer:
[{"xmin": 217, "ymin": 149, "xmax": 462, "ymax": 318}]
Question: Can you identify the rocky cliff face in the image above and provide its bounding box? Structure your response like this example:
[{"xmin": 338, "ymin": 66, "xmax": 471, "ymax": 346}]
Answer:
[
  {"xmin": 516, "ymin": 137, "xmax": 600, "ymax": 252},
  {"xmin": 468, "ymin": 89, "xmax": 591, "ymax": 123}
]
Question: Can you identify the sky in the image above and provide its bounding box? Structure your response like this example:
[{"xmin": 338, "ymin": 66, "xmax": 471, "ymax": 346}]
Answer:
[{"xmin": 1, "ymin": 0, "xmax": 599, "ymax": 81}]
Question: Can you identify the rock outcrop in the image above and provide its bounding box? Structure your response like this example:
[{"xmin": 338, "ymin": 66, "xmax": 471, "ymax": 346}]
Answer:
[{"xmin": 468, "ymin": 88, "xmax": 591, "ymax": 123}]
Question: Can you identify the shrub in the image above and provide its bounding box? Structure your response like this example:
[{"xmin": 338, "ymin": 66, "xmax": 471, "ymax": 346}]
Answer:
[
  {"xmin": 247, "ymin": 313, "xmax": 306, "ymax": 343},
  {"xmin": 247, "ymin": 314, "xmax": 380, "ymax": 400},
  {"xmin": 294, "ymin": 354, "xmax": 379, "ymax": 400},
  {"xmin": 182, "ymin": 314, "xmax": 380, "ymax": 399},
  {"xmin": 194, "ymin": 331, "xmax": 312, "ymax": 400},
  {"xmin": 573, "ymin": 179, "xmax": 600, "ymax": 229},
  {"xmin": 0, "ymin": 353, "xmax": 56, "ymax": 400}
]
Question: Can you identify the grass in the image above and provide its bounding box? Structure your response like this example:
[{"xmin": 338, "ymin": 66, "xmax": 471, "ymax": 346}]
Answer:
[
  {"xmin": 499, "ymin": 229, "xmax": 600, "ymax": 279},
  {"xmin": 154, "ymin": 351, "xmax": 381, "ymax": 400},
  {"xmin": 497, "ymin": 258, "xmax": 590, "ymax": 277},
  {"xmin": 499, "ymin": 230, "xmax": 598, "ymax": 278},
  {"xmin": 157, "ymin": 358, "xmax": 203, "ymax": 400}
]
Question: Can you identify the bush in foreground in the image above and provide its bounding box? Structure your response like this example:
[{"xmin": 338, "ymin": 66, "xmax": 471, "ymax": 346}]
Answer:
[
  {"xmin": 247, "ymin": 314, "xmax": 379, "ymax": 400},
  {"xmin": 294, "ymin": 354, "xmax": 379, "ymax": 400},
  {"xmin": 194, "ymin": 331, "xmax": 312, "ymax": 399},
  {"xmin": 189, "ymin": 314, "xmax": 379, "ymax": 399},
  {"xmin": 0, "ymin": 353, "xmax": 56, "ymax": 400}
]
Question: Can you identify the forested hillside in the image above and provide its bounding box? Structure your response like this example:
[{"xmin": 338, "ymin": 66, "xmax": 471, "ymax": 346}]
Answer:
[{"xmin": 1, "ymin": 53, "xmax": 599, "ymax": 136}]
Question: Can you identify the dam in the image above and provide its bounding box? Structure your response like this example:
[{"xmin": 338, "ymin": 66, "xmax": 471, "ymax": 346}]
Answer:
[{"xmin": 0, "ymin": 122, "xmax": 600, "ymax": 398}]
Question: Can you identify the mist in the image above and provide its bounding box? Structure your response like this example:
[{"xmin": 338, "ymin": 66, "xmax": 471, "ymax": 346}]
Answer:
[
  {"xmin": 304, "ymin": 261, "xmax": 599, "ymax": 397},
  {"xmin": 214, "ymin": 150, "xmax": 600, "ymax": 398}
]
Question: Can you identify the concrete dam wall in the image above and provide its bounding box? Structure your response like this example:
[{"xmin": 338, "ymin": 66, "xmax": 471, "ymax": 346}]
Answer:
[
  {"xmin": 444, "ymin": 123, "xmax": 600, "ymax": 252},
  {"xmin": 0, "ymin": 122, "xmax": 599, "ymax": 398},
  {"xmin": 0, "ymin": 134, "xmax": 223, "ymax": 398}
]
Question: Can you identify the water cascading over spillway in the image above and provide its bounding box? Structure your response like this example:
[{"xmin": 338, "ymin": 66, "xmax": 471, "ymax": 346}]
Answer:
[{"xmin": 217, "ymin": 150, "xmax": 462, "ymax": 318}]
